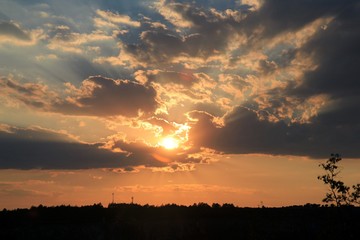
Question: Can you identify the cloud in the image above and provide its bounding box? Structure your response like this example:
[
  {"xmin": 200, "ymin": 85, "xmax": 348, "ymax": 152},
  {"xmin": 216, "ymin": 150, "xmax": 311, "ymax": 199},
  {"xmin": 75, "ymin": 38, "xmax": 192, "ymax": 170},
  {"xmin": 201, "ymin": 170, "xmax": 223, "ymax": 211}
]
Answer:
[
  {"xmin": 290, "ymin": 2, "xmax": 360, "ymax": 100},
  {"xmin": 0, "ymin": 77, "xmax": 57, "ymax": 109},
  {"xmin": 96, "ymin": 9, "xmax": 140, "ymax": 27},
  {"xmin": 112, "ymin": 138, "xmax": 203, "ymax": 165},
  {"xmin": 0, "ymin": 21, "xmax": 42, "ymax": 46},
  {"xmin": 218, "ymin": 74, "xmax": 251, "ymax": 101},
  {"xmin": 181, "ymin": 0, "xmax": 360, "ymax": 159},
  {"xmin": 154, "ymin": 0, "xmax": 193, "ymax": 28},
  {"xmin": 46, "ymin": 25, "xmax": 114, "ymax": 54},
  {"xmin": 188, "ymin": 106, "xmax": 360, "ymax": 158},
  {"xmin": 147, "ymin": 117, "xmax": 177, "ymax": 136},
  {"xmin": 116, "ymin": 2, "xmax": 246, "ymax": 67},
  {"xmin": 1, "ymin": 0, "xmax": 359, "ymax": 161},
  {"xmin": 118, "ymin": 0, "xmax": 358, "ymax": 70},
  {"xmin": 0, "ymin": 21, "xmax": 31, "ymax": 41},
  {"xmin": 0, "ymin": 124, "xmax": 202, "ymax": 170},
  {"xmin": 219, "ymin": 1, "xmax": 360, "ymax": 125},
  {"xmin": 1, "ymin": 76, "xmax": 160, "ymax": 118},
  {"xmin": 135, "ymin": 69, "xmax": 197, "ymax": 87},
  {"xmin": 116, "ymin": 0, "xmax": 342, "ymax": 69},
  {"xmin": 240, "ymin": 0, "xmax": 264, "ymax": 10},
  {"xmin": 241, "ymin": 0, "xmax": 356, "ymax": 38},
  {"xmin": 53, "ymin": 76, "xmax": 159, "ymax": 117},
  {"xmin": 132, "ymin": 70, "xmax": 221, "ymax": 119},
  {"xmin": 0, "ymin": 125, "xmax": 128, "ymax": 169}
]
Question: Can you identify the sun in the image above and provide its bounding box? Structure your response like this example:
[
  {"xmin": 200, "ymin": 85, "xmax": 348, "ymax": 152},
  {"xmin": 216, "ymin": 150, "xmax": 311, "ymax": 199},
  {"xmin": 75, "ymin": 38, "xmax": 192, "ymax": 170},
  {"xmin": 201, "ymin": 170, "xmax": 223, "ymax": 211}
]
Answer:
[{"xmin": 160, "ymin": 137, "xmax": 179, "ymax": 150}]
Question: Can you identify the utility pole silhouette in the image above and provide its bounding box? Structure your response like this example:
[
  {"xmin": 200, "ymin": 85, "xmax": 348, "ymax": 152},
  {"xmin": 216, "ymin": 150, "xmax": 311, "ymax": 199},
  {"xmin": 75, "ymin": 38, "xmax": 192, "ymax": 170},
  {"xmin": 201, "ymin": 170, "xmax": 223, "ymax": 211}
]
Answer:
[
  {"xmin": 131, "ymin": 196, "xmax": 134, "ymax": 204},
  {"xmin": 112, "ymin": 193, "xmax": 114, "ymax": 204}
]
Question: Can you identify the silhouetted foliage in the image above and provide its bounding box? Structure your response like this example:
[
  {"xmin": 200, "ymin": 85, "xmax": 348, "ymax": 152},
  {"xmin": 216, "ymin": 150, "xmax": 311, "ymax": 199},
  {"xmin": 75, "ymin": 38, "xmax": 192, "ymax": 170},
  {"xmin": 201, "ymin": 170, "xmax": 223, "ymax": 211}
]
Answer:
[
  {"xmin": 1, "ymin": 203, "xmax": 359, "ymax": 240},
  {"xmin": 318, "ymin": 154, "xmax": 360, "ymax": 206}
]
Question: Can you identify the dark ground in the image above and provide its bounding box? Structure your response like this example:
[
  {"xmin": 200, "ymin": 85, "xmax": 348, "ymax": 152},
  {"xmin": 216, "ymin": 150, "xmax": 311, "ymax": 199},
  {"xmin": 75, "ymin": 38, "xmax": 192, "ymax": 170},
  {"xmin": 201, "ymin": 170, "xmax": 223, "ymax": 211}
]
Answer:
[{"xmin": 1, "ymin": 203, "xmax": 359, "ymax": 240}]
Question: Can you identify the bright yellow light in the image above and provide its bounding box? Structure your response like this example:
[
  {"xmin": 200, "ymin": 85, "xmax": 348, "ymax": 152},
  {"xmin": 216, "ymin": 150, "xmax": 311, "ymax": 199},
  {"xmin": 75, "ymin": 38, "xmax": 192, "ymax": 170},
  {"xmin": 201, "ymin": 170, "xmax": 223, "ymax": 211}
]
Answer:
[{"xmin": 160, "ymin": 137, "xmax": 179, "ymax": 150}]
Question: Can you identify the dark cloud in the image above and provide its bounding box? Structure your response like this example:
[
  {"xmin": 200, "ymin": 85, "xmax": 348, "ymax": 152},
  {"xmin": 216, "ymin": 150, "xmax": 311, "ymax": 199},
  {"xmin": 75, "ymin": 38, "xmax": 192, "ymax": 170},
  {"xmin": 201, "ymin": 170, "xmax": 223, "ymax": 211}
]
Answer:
[
  {"xmin": 189, "ymin": 107, "xmax": 360, "ymax": 158},
  {"xmin": 185, "ymin": 0, "xmax": 360, "ymax": 159},
  {"xmin": 122, "ymin": 29, "xmax": 183, "ymax": 64},
  {"xmin": 258, "ymin": 60, "xmax": 277, "ymax": 75},
  {"xmin": 0, "ymin": 125, "xmax": 200, "ymax": 170},
  {"xmin": 121, "ymin": 2, "xmax": 243, "ymax": 66},
  {"xmin": 113, "ymin": 140, "xmax": 202, "ymax": 165},
  {"xmin": 291, "ymin": 2, "xmax": 360, "ymax": 99},
  {"xmin": 53, "ymin": 76, "xmax": 159, "ymax": 117},
  {"xmin": 63, "ymin": 56, "xmax": 131, "ymax": 84},
  {"xmin": 1, "ymin": 0, "xmax": 359, "ymax": 161},
  {"xmin": 169, "ymin": 0, "xmax": 239, "ymax": 11},
  {"xmin": 242, "ymin": 0, "xmax": 358, "ymax": 38},
  {"xmin": 0, "ymin": 21, "xmax": 31, "ymax": 41},
  {"xmin": 5, "ymin": 79, "xmax": 44, "ymax": 96},
  {"xmin": 147, "ymin": 117, "xmax": 177, "ymax": 135},
  {"xmin": 252, "ymin": 1, "xmax": 360, "ymax": 149},
  {"xmin": 120, "ymin": 0, "xmax": 359, "ymax": 69},
  {"xmin": 0, "ymin": 126, "xmax": 136, "ymax": 169},
  {"xmin": 139, "ymin": 70, "xmax": 198, "ymax": 87},
  {"xmin": 0, "ymin": 77, "xmax": 53, "ymax": 109},
  {"xmin": 1, "ymin": 76, "xmax": 160, "ymax": 118},
  {"xmin": 192, "ymin": 102, "xmax": 226, "ymax": 118},
  {"xmin": 0, "ymin": 12, "xmax": 10, "ymax": 21}
]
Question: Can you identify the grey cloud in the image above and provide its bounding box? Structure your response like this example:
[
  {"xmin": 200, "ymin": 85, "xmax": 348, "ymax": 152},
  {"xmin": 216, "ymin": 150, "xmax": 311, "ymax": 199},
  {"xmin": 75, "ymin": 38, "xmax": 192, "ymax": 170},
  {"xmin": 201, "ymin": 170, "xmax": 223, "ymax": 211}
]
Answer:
[
  {"xmin": 63, "ymin": 56, "xmax": 128, "ymax": 83},
  {"xmin": 1, "ymin": 76, "xmax": 160, "ymax": 118},
  {"xmin": 189, "ymin": 107, "xmax": 360, "ymax": 158},
  {"xmin": 269, "ymin": 48, "xmax": 297, "ymax": 69},
  {"xmin": 258, "ymin": 60, "xmax": 277, "ymax": 75},
  {"xmin": 147, "ymin": 117, "xmax": 177, "ymax": 135},
  {"xmin": 6, "ymin": 79, "xmax": 42, "ymax": 95},
  {"xmin": 291, "ymin": 2, "xmax": 360, "ymax": 99},
  {"xmin": 2, "ymin": 0, "xmax": 359, "ymax": 160},
  {"xmin": 0, "ymin": 125, "xmax": 204, "ymax": 170},
  {"xmin": 142, "ymin": 70, "xmax": 197, "ymax": 87},
  {"xmin": 242, "ymin": 0, "xmax": 357, "ymax": 38},
  {"xmin": 223, "ymin": 0, "xmax": 360, "ymax": 155},
  {"xmin": 123, "ymin": 29, "xmax": 183, "ymax": 64},
  {"xmin": 0, "ymin": 21, "xmax": 30, "ymax": 41},
  {"xmin": 121, "ymin": 3, "xmax": 243, "ymax": 66},
  {"xmin": 192, "ymin": 102, "xmax": 225, "ymax": 118},
  {"xmin": 0, "ymin": 11, "xmax": 9, "ymax": 21},
  {"xmin": 0, "ymin": 126, "xmax": 132, "ymax": 169},
  {"xmin": 53, "ymin": 76, "xmax": 159, "ymax": 117},
  {"xmin": 0, "ymin": 77, "xmax": 53, "ymax": 109},
  {"xmin": 121, "ymin": 0, "xmax": 358, "ymax": 68},
  {"xmin": 113, "ymin": 139, "xmax": 203, "ymax": 165},
  {"xmin": 271, "ymin": 2, "xmax": 360, "ymax": 131}
]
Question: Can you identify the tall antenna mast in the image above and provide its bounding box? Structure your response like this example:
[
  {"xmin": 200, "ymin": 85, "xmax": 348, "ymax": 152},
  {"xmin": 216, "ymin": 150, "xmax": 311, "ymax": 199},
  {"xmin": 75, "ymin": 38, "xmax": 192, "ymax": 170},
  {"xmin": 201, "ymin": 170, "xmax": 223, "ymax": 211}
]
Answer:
[
  {"xmin": 112, "ymin": 192, "xmax": 114, "ymax": 204},
  {"xmin": 131, "ymin": 196, "xmax": 134, "ymax": 204}
]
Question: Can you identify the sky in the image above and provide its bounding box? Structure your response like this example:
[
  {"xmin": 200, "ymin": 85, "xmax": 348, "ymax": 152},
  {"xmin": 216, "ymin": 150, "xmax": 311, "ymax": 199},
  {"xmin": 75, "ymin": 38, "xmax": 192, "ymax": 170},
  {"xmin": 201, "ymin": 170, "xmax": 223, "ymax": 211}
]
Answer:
[{"xmin": 0, "ymin": 0, "xmax": 359, "ymax": 209}]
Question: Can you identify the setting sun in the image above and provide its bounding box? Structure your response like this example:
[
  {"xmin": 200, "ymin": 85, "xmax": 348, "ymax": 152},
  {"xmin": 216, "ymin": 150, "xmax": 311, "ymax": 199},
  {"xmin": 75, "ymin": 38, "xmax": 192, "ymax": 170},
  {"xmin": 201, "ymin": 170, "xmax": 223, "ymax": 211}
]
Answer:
[{"xmin": 160, "ymin": 137, "xmax": 179, "ymax": 150}]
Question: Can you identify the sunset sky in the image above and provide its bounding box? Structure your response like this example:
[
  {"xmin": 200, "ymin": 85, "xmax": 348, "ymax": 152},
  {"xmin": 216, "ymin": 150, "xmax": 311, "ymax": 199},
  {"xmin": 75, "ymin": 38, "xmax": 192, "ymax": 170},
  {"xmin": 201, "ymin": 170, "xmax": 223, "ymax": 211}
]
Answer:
[{"xmin": 1, "ymin": 0, "xmax": 359, "ymax": 209}]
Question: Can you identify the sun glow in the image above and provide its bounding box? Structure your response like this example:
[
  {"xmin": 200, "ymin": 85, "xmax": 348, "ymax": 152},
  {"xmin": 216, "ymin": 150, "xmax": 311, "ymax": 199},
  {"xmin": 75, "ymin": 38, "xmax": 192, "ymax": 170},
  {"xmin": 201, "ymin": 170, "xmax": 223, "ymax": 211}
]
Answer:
[{"xmin": 160, "ymin": 137, "xmax": 179, "ymax": 150}]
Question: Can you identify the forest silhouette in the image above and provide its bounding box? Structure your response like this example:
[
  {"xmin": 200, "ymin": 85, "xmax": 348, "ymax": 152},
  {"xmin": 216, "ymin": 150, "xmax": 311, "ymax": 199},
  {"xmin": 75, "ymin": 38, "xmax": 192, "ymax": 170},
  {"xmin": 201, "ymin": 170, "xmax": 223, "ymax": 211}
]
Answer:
[
  {"xmin": 1, "ymin": 203, "xmax": 359, "ymax": 240},
  {"xmin": 1, "ymin": 154, "xmax": 359, "ymax": 239}
]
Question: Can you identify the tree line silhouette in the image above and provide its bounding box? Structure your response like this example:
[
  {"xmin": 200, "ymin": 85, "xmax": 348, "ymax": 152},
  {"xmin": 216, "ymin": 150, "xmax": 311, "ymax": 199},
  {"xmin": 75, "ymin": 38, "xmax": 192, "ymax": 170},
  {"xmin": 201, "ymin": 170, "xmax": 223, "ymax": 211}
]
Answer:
[
  {"xmin": 0, "ymin": 154, "xmax": 359, "ymax": 240},
  {"xmin": 1, "ymin": 202, "xmax": 359, "ymax": 240}
]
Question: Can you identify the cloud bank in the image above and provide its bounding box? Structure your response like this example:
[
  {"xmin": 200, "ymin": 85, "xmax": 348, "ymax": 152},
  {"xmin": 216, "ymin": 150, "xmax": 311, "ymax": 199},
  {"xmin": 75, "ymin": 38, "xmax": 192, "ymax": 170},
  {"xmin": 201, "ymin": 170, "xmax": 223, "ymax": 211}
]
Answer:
[
  {"xmin": 1, "ymin": 0, "xmax": 359, "ymax": 170},
  {"xmin": 0, "ymin": 124, "xmax": 201, "ymax": 170}
]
